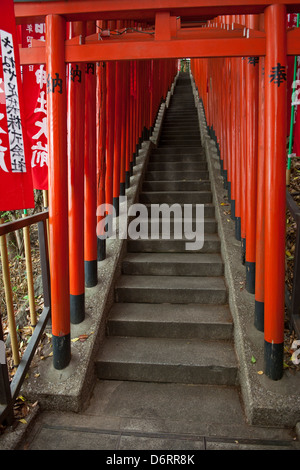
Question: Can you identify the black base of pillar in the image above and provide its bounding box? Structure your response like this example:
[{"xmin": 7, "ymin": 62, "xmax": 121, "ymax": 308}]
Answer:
[
  {"xmin": 70, "ymin": 293, "xmax": 85, "ymax": 324},
  {"xmin": 245, "ymin": 261, "xmax": 255, "ymax": 294},
  {"xmin": 220, "ymin": 159, "xmax": 224, "ymax": 177},
  {"xmin": 241, "ymin": 238, "xmax": 246, "ymax": 265},
  {"xmin": 113, "ymin": 197, "xmax": 119, "ymax": 217},
  {"xmin": 235, "ymin": 217, "xmax": 241, "ymax": 241},
  {"xmin": 52, "ymin": 333, "xmax": 71, "ymax": 370},
  {"xmin": 142, "ymin": 126, "xmax": 149, "ymax": 140},
  {"xmin": 223, "ymin": 169, "xmax": 228, "ymax": 189},
  {"xmin": 227, "ymin": 181, "xmax": 231, "ymax": 203},
  {"xmin": 125, "ymin": 171, "xmax": 130, "ymax": 189},
  {"xmin": 84, "ymin": 260, "xmax": 97, "ymax": 288},
  {"xmin": 120, "ymin": 182, "xmax": 125, "ymax": 197},
  {"xmin": 264, "ymin": 340, "xmax": 283, "ymax": 381},
  {"xmin": 130, "ymin": 161, "xmax": 134, "ymax": 176},
  {"xmin": 254, "ymin": 300, "xmax": 264, "ymax": 332},
  {"xmin": 231, "ymin": 199, "xmax": 236, "ymax": 220},
  {"xmin": 97, "ymin": 237, "xmax": 106, "ymax": 261}
]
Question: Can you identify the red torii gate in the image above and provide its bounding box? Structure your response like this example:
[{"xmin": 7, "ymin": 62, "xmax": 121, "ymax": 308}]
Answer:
[{"xmin": 14, "ymin": 0, "xmax": 300, "ymax": 380}]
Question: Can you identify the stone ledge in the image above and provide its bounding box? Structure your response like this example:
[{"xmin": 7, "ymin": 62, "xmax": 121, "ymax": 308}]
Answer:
[
  {"xmin": 18, "ymin": 99, "xmax": 168, "ymax": 415},
  {"xmin": 191, "ymin": 72, "xmax": 300, "ymax": 428}
]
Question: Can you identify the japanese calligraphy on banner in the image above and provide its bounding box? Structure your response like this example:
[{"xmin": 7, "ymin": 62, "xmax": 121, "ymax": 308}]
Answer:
[
  {"xmin": 21, "ymin": 23, "xmax": 48, "ymax": 190},
  {"xmin": 0, "ymin": 0, "xmax": 34, "ymax": 211}
]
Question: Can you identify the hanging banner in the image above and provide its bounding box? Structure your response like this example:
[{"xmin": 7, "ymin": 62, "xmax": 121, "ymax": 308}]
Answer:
[
  {"xmin": 0, "ymin": 0, "xmax": 34, "ymax": 211},
  {"xmin": 21, "ymin": 23, "xmax": 48, "ymax": 190},
  {"xmin": 287, "ymin": 14, "xmax": 300, "ymax": 156}
]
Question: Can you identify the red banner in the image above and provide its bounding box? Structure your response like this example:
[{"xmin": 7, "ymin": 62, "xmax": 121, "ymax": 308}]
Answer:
[
  {"xmin": 21, "ymin": 23, "xmax": 48, "ymax": 190},
  {"xmin": 0, "ymin": 0, "xmax": 34, "ymax": 211}
]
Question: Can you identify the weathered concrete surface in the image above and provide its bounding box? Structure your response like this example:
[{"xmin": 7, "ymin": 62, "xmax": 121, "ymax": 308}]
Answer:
[
  {"xmin": 1, "ymin": 72, "xmax": 300, "ymax": 451},
  {"xmin": 191, "ymin": 73, "xmax": 300, "ymax": 429},
  {"xmin": 0, "ymin": 95, "xmax": 169, "ymax": 449}
]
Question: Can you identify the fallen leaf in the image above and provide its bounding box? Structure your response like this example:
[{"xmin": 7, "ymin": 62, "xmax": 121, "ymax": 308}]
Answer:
[{"xmin": 79, "ymin": 334, "xmax": 89, "ymax": 342}]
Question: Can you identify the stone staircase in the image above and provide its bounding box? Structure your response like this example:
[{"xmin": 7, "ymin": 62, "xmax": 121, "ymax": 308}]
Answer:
[{"xmin": 95, "ymin": 72, "xmax": 238, "ymax": 390}]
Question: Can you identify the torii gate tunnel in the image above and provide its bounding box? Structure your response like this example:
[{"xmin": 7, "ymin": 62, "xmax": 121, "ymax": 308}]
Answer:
[{"xmin": 14, "ymin": 0, "xmax": 300, "ymax": 380}]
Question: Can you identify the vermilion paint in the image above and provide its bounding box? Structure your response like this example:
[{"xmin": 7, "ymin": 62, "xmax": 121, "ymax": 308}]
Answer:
[
  {"xmin": 264, "ymin": 4, "xmax": 287, "ymax": 379},
  {"xmin": 46, "ymin": 14, "xmax": 70, "ymax": 369}
]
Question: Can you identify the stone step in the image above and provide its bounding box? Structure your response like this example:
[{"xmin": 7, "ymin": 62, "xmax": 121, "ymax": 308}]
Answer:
[
  {"xmin": 159, "ymin": 141, "xmax": 201, "ymax": 147},
  {"xmin": 159, "ymin": 135, "xmax": 201, "ymax": 143},
  {"xmin": 106, "ymin": 303, "xmax": 233, "ymax": 340},
  {"xmin": 163, "ymin": 112, "xmax": 197, "ymax": 117},
  {"xmin": 145, "ymin": 171, "xmax": 209, "ymax": 181},
  {"xmin": 161, "ymin": 126, "xmax": 200, "ymax": 132},
  {"xmin": 115, "ymin": 274, "xmax": 226, "ymax": 304},
  {"xmin": 160, "ymin": 133, "xmax": 201, "ymax": 140},
  {"xmin": 149, "ymin": 153, "xmax": 206, "ymax": 162},
  {"xmin": 169, "ymin": 99, "xmax": 195, "ymax": 104},
  {"xmin": 95, "ymin": 74, "xmax": 238, "ymax": 399},
  {"xmin": 127, "ymin": 216, "xmax": 217, "ymax": 234},
  {"xmin": 122, "ymin": 252, "xmax": 223, "ymax": 276},
  {"xmin": 139, "ymin": 190, "xmax": 212, "ymax": 204},
  {"xmin": 136, "ymin": 202, "xmax": 215, "ymax": 217},
  {"xmin": 160, "ymin": 129, "xmax": 200, "ymax": 136},
  {"xmin": 142, "ymin": 180, "xmax": 211, "ymax": 191},
  {"xmin": 165, "ymin": 111, "xmax": 197, "ymax": 116},
  {"xmin": 163, "ymin": 119, "xmax": 198, "ymax": 125},
  {"xmin": 95, "ymin": 336, "xmax": 237, "ymax": 385},
  {"xmin": 151, "ymin": 147, "xmax": 204, "ymax": 155},
  {"xmin": 127, "ymin": 233, "xmax": 220, "ymax": 254},
  {"xmin": 147, "ymin": 162, "xmax": 207, "ymax": 172}
]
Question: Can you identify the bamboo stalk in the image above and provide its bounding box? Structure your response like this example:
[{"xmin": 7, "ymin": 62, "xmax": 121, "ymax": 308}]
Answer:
[
  {"xmin": 22, "ymin": 214, "xmax": 37, "ymax": 328},
  {"xmin": 43, "ymin": 190, "xmax": 50, "ymax": 253},
  {"xmin": 0, "ymin": 218, "xmax": 20, "ymax": 366}
]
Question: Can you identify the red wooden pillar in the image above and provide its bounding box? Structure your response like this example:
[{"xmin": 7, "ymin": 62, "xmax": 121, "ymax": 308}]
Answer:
[
  {"xmin": 105, "ymin": 60, "xmax": 115, "ymax": 223},
  {"xmin": 235, "ymin": 15, "xmax": 243, "ymax": 242},
  {"xmin": 135, "ymin": 60, "xmax": 141, "ymax": 160},
  {"xmin": 84, "ymin": 21, "xmax": 97, "ymax": 287},
  {"xmin": 225, "ymin": 57, "xmax": 231, "ymax": 196},
  {"xmin": 245, "ymin": 15, "xmax": 259, "ymax": 294},
  {"xmin": 67, "ymin": 21, "xmax": 86, "ymax": 324},
  {"xmin": 131, "ymin": 60, "xmax": 137, "ymax": 172},
  {"xmin": 230, "ymin": 50, "xmax": 237, "ymax": 221},
  {"xmin": 120, "ymin": 61, "xmax": 127, "ymax": 197},
  {"xmin": 125, "ymin": 61, "xmax": 132, "ymax": 189},
  {"xmin": 113, "ymin": 60, "xmax": 122, "ymax": 216},
  {"xmin": 149, "ymin": 60, "xmax": 154, "ymax": 134},
  {"xmin": 254, "ymin": 14, "xmax": 266, "ymax": 331},
  {"xmin": 96, "ymin": 57, "xmax": 106, "ymax": 261},
  {"xmin": 221, "ymin": 58, "xmax": 228, "ymax": 190},
  {"xmin": 264, "ymin": 4, "xmax": 287, "ymax": 380},
  {"xmin": 234, "ymin": 47, "xmax": 242, "ymax": 240},
  {"xmin": 46, "ymin": 14, "xmax": 70, "ymax": 369},
  {"xmin": 240, "ymin": 15, "xmax": 247, "ymax": 262}
]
